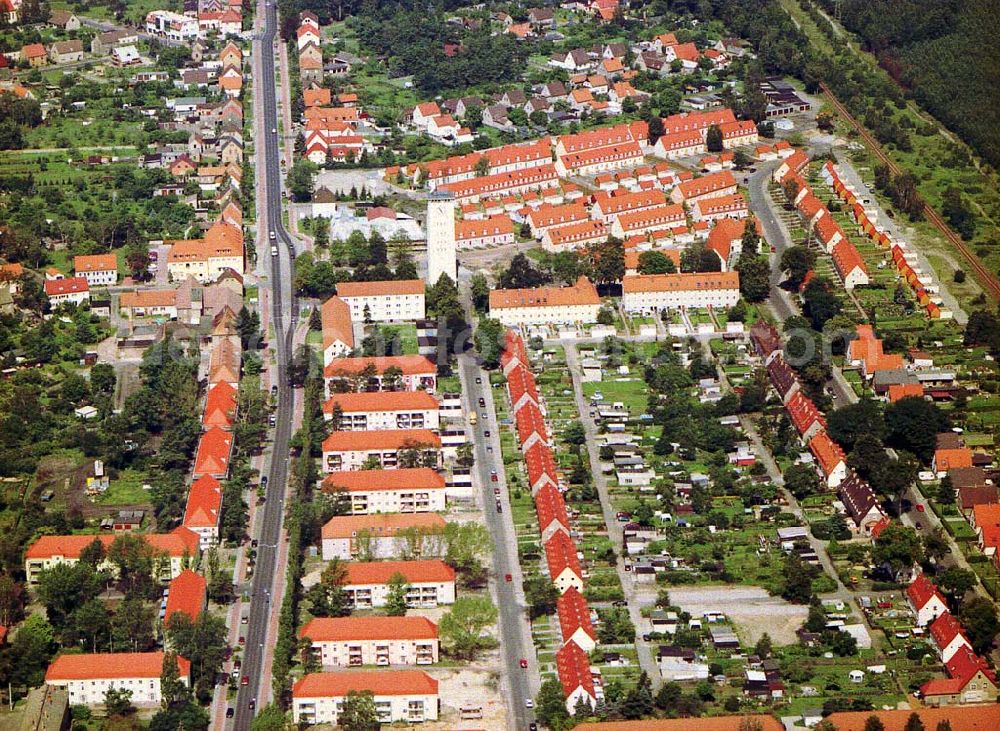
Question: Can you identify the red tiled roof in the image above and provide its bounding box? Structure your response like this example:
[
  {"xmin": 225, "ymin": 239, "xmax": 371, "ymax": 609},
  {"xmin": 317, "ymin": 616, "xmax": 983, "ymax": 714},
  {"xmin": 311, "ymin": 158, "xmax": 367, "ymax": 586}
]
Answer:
[
  {"xmin": 787, "ymin": 391, "xmax": 825, "ymax": 436},
  {"xmin": 888, "ymin": 383, "xmax": 923, "ymax": 403},
  {"xmin": 535, "ymin": 483, "xmax": 569, "ymax": 534},
  {"xmin": 320, "ymin": 512, "xmax": 446, "ymax": 540},
  {"xmin": 929, "ymin": 612, "xmax": 969, "ymax": 652},
  {"xmin": 164, "ymin": 570, "xmax": 206, "ymax": 624},
  {"xmin": 557, "ymin": 586, "xmax": 596, "ymax": 644},
  {"xmin": 46, "ymin": 652, "xmax": 190, "ymax": 682},
  {"xmin": 293, "ymin": 670, "xmax": 438, "ymax": 698},
  {"xmin": 300, "ymin": 616, "xmax": 438, "ymax": 642},
  {"xmin": 808, "ymin": 432, "xmax": 845, "ymax": 477},
  {"xmin": 945, "ymin": 644, "xmax": 996, "ymax": 683},
  {"xmin": 74, "ymin": 253, "xmax": 117, "ymax": 274},
  {"xmin": 26, "ymin": 528, "xmax": 199, "ymax": 560},
  {"xmin": 674, "ymin": 171, "xmax": 737, "ymax": 201},
  {"xmin": 556, "ymin": 639, "xmax": 595, "ymax": 698},
  {"xmin": 321, "ymin": 296, "xmax": 354, "ymax": 352},
  {"xmin": 202, "ymin": 382, "xmax": 237, "ymax": 429},
  {"xmin": 44, "ymin": 277, "xmax": 89, "ymax": 297},
  {"xmin": 344, "ymin": 560, "xmax": 455, "ymax": 586},
  {"xmin": 321, "ymin": 428, "xmax": 441, "ymax": 453},
  {"xmin": 936, "ymin": 448, "xmax": 973, "ymax": 472},
  {"xmin": 193, "ymin": 427, "xmax": 233, "ymax": 478},
  {"xmin": 545, "ymin": 531, "xmax": 582, "ymax": 582},
  {"xmin": 525, "ymin": 442, "xmax": 559, "ymax": 488},
  {"xmin": 490, "ymin": 276, "xmax": 600, "ymax": 311},
  {"xmin": 515, "ymin": 401, "xmax": 548, "ymax": 446},
  {"xmin": 324, "ymin": 355, "xmax": 436, "ymax": 379},
  {"xmin": 322, "ymin": 390, "xmax": 439, "ymax": 415},
  {"xmin": 906, "ymin": 573, "xmax": 945, "ymax": 612},
  {"xmin": 973, "ymin": 503, "xmax": 1000, "ymax": 549},
  {"xmin": 183, "ymin": 475, "xmax": 222, "ymax": 529},
  {"xmin": 817, "ymin": 707, "xmax": 1000, "ymax": 731},
  {"xmin": 336, "ymin": 279, "xmax": 424, "ymax": 298},
  {"xmin": 622, "ymin": 272, "xmax": 739, "ymax": 294},
  {"xmin": 321, "ymin": 467, "xmax": 445, "ymax": 493}
]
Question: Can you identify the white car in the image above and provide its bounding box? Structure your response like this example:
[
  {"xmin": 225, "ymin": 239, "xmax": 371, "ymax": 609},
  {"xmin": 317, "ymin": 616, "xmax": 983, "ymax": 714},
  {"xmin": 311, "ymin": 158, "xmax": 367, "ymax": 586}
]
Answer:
[
  {"xmin": 270, "ymin": 246, "xmax": 278, "ymax": 257},
  {"xmin": 525, "ymin": 698, "xmax": 534, "ymax": 709}
]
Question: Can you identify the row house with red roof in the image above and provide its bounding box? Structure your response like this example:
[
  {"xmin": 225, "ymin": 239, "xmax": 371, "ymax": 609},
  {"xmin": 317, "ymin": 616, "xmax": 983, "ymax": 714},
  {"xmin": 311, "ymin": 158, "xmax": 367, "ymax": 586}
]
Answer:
[
  {"xmin": 670, "ymin": 170, "xmax": 738, "ymax": 204},
  {"xmin": 163, "ymin": 569, "xmax": 207, "ymax": 625},
  {"xmin": 437, "ymin": 164, "xmax": 559, "ymax": 204},
  {"xmin": 321, "ymin": 429, "xmax": 441, "ymax": 472},
  {"xmin": 528, "ymin": 202, "xmax": 591, "ymax": 237},
  {"xmin": 692, "ymin": 193, "xmax": 749, "ymax": 223},
  {"xmin": 543, "ymin": 219, "xmax": 609, "ymax": 252},
  {"xmin": 25, "ymin": 528, "xmax": 201, "ymax": 583},
  {"xmin": 342, "ymin": 560, "xmax": 455, "ymax": 609},
  {"xmin": 44, "ymin": 276, "xmax": 90, "ymax": 306},
  {"xmin": 555, "ymin": 141, "xmax": 645, "ymax": 177},
  {"xmin": 299, "ymin": 616, "xmax": 439, "ymax": 667},
  {"xmin": 610, "ymin": 205, "xmax": 686, "ymax": 239},
  {"xmin": 183, "ymin": 475, "xmax": 223, "ymax": 547},
  {"xmin": 323, "ymin": 355, "xmax": 437, "ymax": 397},
  {"xmin": 907, "ymin": 573, "xmax": 949, "ymax": 627},
  {"xmin": 320, "ymin": 513, "xmax": 447, "ymax": 561},
  {"xmin": 45, "ymin": 652, "xmax": 191, "ymax": 708},
  {"xmin": 292, "ymin": 670, "xmax": 439, "ymax": 724},
  {"xmin": 321, "ymin": 468, "xmax": 447, "ymax": 515},
  {"xmin": 501, "ymin": 330, "xmax": 599, "ymax": 713},
  {"xmin": 322, "ymin": 391, "xmax": 440, "ymax": 432},
  {"xmin": 455, "ymin": 214, "xmax": 515, "ymax": 249}
]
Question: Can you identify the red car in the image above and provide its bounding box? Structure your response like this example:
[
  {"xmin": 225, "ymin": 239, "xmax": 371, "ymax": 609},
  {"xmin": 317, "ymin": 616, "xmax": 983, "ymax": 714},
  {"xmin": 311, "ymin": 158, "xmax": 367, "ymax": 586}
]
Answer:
[
  {"xmin": 520, "ymin": 658, "xmax": 528, "ymax": 669},
  {"xmin": 241, "ymin": 675, "xmax": 249, "ymax": 686},
  {"xmin": 505, "ymin": 573, "xmax": 512, "ymax": 582},
  {"xmin": 491, "ymin": 474, "xmax": 499, "ymax": 482},
  {"xmin": 916, "ymin": 504, "xmax": 925, "ymax": 512}
]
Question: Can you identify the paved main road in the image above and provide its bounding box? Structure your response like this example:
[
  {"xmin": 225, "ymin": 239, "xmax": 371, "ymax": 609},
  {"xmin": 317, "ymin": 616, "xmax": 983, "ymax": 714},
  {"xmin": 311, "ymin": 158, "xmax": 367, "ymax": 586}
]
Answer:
[
  {"xmin": 457, "ymin": 351, "xmax": 539, "ymax": 730},
  {"xmin": 746, "ymin": 160, "xmax": 857, "ymax": 406},
  {"xmin": 231, "ymin": 0, "xmax": 297, "ymax": 726}
]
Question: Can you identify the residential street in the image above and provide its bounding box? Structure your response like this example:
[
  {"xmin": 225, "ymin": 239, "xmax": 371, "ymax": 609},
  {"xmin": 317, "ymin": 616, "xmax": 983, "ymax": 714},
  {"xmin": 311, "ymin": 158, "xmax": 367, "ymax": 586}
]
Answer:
[{"xmin": 563, "ymin": 343, "xmax": 659, "ymax": 682}]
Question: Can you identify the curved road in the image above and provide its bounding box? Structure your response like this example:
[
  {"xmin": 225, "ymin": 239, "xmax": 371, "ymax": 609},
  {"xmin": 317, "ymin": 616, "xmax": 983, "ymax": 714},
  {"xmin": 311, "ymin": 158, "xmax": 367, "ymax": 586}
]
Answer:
[{"xmin": 232, "ymin": 0, "xmax": 297, "ymax": 727}]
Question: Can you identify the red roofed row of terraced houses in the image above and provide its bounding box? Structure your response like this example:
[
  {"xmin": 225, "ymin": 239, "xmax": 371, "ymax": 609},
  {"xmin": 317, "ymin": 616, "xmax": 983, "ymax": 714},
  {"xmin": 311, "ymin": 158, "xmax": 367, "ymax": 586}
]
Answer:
[
  {"xmin": 823, "ymin": 161, "xmax": 950, "ymax": 319},
  {"xmin": 750, "ymin": 322, "xmax": 890, "ymax": 536},
  {"xmin": 905, "ymin": 573, "xmax": 999, "ymax": 705},
  {"xmin": 780, "ymin": 152, "xmax": 869, "ymax": 289},
  {"xmin": 501, "ymin": 329, "xmax": 603, "ymax": 714}
]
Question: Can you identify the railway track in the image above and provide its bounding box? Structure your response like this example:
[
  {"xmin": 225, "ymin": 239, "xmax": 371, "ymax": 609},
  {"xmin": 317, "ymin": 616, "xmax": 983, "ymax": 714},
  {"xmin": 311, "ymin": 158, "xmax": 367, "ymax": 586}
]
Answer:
[{"xmin": 819, "ymin": 82, "xmax": 1000, "ymax": 302}]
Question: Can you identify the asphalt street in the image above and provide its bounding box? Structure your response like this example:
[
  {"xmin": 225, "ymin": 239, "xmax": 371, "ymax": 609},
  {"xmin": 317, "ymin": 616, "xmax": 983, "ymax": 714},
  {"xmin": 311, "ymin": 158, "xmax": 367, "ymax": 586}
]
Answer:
[
  {"xmin": 457, "ymin": 352, "xmax": 538, "ymax": 730},
  {"xmin": 746, "ymin": 160, "xmax": 856, "ymax": 406},
  {"xmin": 232, "ymin": 0, "xmax": 297, "ymax": 726}
]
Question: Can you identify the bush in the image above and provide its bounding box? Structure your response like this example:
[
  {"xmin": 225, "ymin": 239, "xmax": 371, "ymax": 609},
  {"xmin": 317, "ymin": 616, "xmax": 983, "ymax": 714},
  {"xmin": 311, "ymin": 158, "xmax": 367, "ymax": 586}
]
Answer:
[{"xmin": 954, "ymin": 269, "xmax": 967, "ymax": 283}]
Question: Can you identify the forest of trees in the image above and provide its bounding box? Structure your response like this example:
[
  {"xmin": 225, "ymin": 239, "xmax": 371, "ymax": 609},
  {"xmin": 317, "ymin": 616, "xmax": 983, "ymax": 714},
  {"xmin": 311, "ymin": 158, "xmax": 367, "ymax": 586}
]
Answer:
[{"xmin": 817, "ymin": 0, "xmax": 1000, "ymax": 168}]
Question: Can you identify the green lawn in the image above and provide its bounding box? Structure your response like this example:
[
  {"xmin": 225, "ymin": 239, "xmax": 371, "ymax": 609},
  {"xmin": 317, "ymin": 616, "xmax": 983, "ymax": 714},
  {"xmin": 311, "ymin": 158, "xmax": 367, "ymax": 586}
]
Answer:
[{"xmin": 95, "ymin": 469, "xmax": 152, "ymax": 507}]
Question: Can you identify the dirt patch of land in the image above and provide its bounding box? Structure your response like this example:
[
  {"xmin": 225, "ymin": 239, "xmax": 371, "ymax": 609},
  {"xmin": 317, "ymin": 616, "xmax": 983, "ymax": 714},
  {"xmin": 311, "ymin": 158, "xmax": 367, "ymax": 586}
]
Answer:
[{"xmin": 667, "ymin": 585, "xmax": 809, "ymax": 646}]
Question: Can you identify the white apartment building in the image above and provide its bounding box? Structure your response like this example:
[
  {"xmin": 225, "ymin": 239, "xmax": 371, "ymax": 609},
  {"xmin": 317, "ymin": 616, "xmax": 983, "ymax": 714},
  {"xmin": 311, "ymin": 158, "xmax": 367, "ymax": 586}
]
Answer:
[
  {"xmin": 43, "ymin": 277, "xmax": 90, "ymax": 306},
  {"xmin": 321, "ymin": 429, "xmax": 442, "ymax": 472},
  {"xmin": 489, "ymin": 276, "xmax": 602, "ymax": 326},
  {"xmin": 299, "ymin": 617, "xmax": 439, "ymax": 667},
  {"xmin": 292, "ymin": 671, "xmax": 439, "ymax": 725},
  {"xmin": 322, "ymin": 391, "xmax": 440, "ymax": 431},
  {"xmin": 25, "ymin": 529, "xmax": 201, "ymax": 584},
  {"xmin": 621, "ymin": 272, "xmax": 740, "ymax": 314},
  {"xmin": 321, "ymin": 468, "xmax": 448, "ymax": 514},
  {"xmin": 45, "ymin": 653, "xmax": 190, "ymax": 707},
  {"xmin": 336, "ymin": 279, "xmax": 426, "ymax": 322},
  {"xmin": 73, "ymin": 254, "xmax": 118, "ymax": 287},
  {"xmin": 145, "ymin": 10, "xmax": 199, "ymax": 40},
  {"xmin": 342, "ymin": 560, "xmax": 456, "ymax": 609},
  {"xmin": 320, "ymin": 513, "xmax": 447, "ymax": 561}
]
